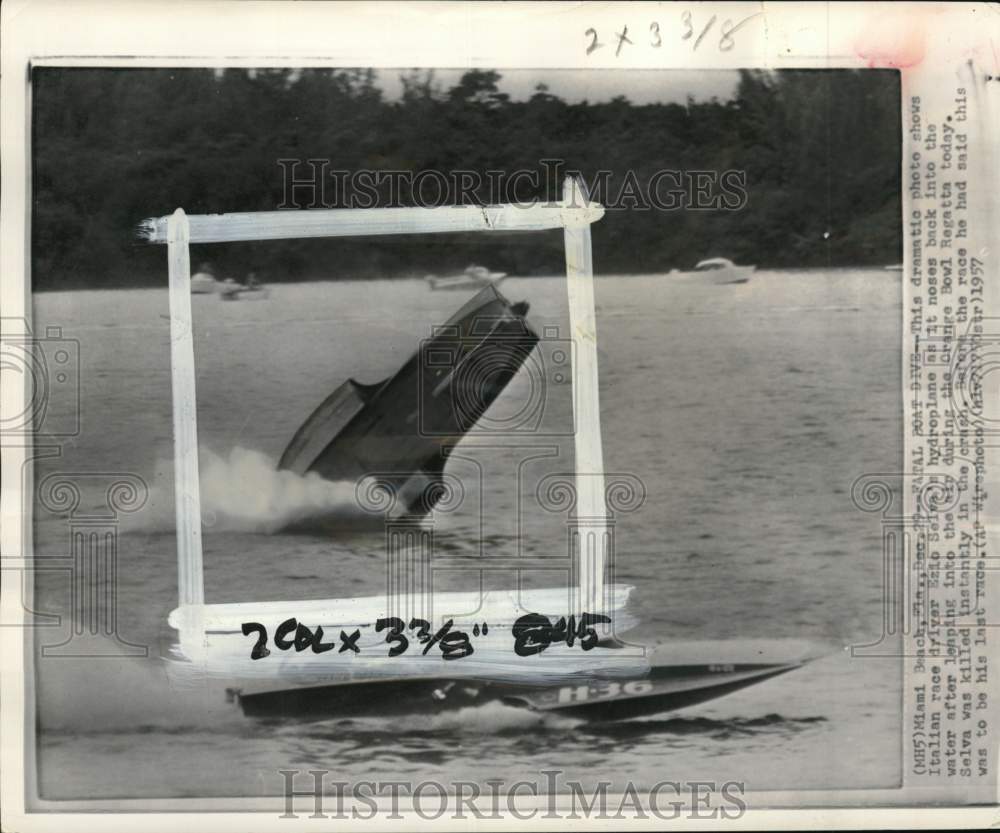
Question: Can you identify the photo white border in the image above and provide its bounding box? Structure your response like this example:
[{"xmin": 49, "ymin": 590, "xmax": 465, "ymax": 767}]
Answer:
[{"xmin": 3, "ymin": 1, "xmax": 1000, "ymax": 829}]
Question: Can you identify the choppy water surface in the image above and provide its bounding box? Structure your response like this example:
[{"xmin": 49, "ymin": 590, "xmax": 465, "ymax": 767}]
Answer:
[{"xmin": 32, "ymin": 270, "xmax": 901, "ymax": 799}]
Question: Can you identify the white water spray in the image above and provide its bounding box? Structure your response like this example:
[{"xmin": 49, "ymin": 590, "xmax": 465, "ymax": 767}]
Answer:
[{"xmin": 134, "ymin": 446, "xmax": 366, "ymax": 534}]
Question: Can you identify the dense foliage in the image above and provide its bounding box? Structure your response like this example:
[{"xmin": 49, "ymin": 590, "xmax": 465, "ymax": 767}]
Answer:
[{"xmin": 32, "ymin": 68, "xmax": 901, "ymax": 289}]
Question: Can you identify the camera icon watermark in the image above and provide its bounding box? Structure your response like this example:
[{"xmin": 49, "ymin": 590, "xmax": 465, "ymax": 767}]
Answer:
[
  {"xmin": 418, "ymin": 319, "xmax": 574, "ymax": 437},
  {"xmin": 1, "ymin": 319, "xmax": 81, "ymax": 439}
]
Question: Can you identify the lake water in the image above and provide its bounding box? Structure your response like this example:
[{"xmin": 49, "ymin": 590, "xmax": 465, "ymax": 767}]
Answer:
[{"xmin": 31, "ymin": 269, "xmax": 902, "ymax": 801}]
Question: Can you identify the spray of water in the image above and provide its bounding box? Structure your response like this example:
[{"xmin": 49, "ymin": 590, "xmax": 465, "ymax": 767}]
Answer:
[
  {"xmin": 133, "ymin": 446, "xmax": 367, "ymax": 534},
  {"xmin": 413, "ymin": 701, "xmax": 582, "ymax": 734},
  {"xmin": 320, "ymin": 701, "xmax": 578, "ymax": 737}
]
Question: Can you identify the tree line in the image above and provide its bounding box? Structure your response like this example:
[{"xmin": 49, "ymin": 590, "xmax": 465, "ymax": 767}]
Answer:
[{"xmin": 32, "ymin": 67, "xmax": 901, "ymax": 289}]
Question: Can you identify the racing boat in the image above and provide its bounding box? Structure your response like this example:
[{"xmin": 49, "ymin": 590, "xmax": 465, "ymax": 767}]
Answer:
[
  {"xmin": 231, "ymin": 661, "xmax": 805, "ymax": 722},
  {"xmin": 278, "ymin": 283, "xmax": 537, "ymax": 515}
]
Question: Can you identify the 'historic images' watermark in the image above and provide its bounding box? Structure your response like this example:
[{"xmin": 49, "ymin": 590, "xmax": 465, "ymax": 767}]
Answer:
[
  {"xmin": 278, "ymin": 159, "xmax": 749, "ymax": 212},
  {"xmin": 278, "ymin": 770, "xmax": 747, "ymax": 821}
]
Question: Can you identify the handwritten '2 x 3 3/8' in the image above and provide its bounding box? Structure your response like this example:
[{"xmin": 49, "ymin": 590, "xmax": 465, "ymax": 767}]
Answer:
[{"xmin": 585, "ymin": 12, "xmax": 763, "ymax": 57}]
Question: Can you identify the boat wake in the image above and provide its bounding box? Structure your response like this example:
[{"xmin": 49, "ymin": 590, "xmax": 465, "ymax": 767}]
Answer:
[
  {"xmin": 262, "ymin": 707, "xmax": 823, "ymax": 744},
  {"xmin": 575, "ymin": 713, "xmax": 826, "ymax": 740},
  {"xmin": 416, "ymin": 702, "xmax": 581, "ymax": 734},
  {"xmin": 274, "ymin": 701, "xmax": 582, "ymax": 740},
  {"xmin": 131, "ymin": 446, "xmax": 371, "ymax": 534}
]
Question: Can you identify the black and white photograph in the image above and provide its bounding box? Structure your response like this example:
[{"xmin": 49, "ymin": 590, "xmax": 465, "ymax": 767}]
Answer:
[{"xmin": 2, "ymin": 1, "xmax": 999, "ymax": 828}]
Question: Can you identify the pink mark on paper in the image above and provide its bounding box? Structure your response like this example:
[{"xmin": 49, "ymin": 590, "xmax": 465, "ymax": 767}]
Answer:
[{"xmin": 855, "ymin": 12, "xmax": 927, "ymax": 69}]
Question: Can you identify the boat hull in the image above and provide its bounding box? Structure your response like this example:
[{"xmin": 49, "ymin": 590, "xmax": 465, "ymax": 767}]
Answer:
[
  {"xmin": 425, "ymin": 275, "xmax": 507, "ymax": 291},
  {"xmin": 233, "ymin": 661, "xmax": 804, "ymax": 722},
  {"xmin": 426, "ymin": 278, "xmax": 493, "ymax": 291},
  {"xmin": 220, "ymin": 286, "xmax": 270, "ymax": 300},
  {"xmin": 667, "ymin": 265, "xmax": 755, "ymax": 285}
]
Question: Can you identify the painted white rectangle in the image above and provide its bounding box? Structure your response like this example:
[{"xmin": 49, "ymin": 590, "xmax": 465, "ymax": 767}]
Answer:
[
  {"xmin": 165, "ymin": 584, "xmax": 645, "ymax": 683},
  {"xmin": 563, "ymin": 176, "xmax": 607, "ymax": 617},
  {"xmin": 159, "ymin": 178, "xmax": 615, "ymax": 670},
  {"xmin": 140, "ymin": 202, "xmax": 604, "ymax": 245},
  {"xmin": 166, "ymin": 209, "xmax": 205, "ymax": 617},
  {"xmin": 167, "ymin": 584, "xmax": 636, "ymax": 632}
]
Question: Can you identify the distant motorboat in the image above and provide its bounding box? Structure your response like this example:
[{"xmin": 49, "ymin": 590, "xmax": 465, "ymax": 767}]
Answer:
[
  {"xmin": 884, "ymin": 263, "xmax": 904, "ymax": 272},
  {"xmin": 218, "ymin": 276, "xmax": 270, "ymax": 301},
  {"xmin": 425, "ymin": 264, "xmax": 507, "ymax": 291},
  {"xmin": 668, "ymin": 257, "xmax": 755, "ymax": 285},
  {"xmin": 190, "ymin": 272, "xmax": 219, "ymax": 294}
]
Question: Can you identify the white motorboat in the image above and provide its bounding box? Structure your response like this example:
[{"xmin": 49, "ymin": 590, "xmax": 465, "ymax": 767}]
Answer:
[
  {"xmin": 668, "ymin": 257, "xmax": 755, "ymax": 285},
  {"xmin": 425, "ymin": 264, "xmax": 507, "ymax": 291}
]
